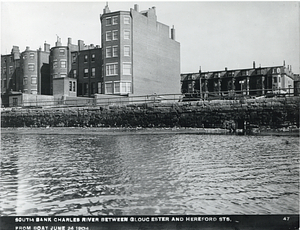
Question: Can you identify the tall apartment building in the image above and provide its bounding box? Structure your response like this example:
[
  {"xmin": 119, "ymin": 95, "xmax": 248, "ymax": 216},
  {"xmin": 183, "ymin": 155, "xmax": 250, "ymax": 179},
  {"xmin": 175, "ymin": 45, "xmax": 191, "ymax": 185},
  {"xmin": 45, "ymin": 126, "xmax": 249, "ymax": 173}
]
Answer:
[
  {"xmin": 71, "ymin": 43, "xmax": 102, "ymax": 97},
  {"xmin": 1, "ymin": 46, "xmax": 21, "ymax": 95},
  {"xmin": 100, "ymin": 4, "xmax": 181, "ymax": 95},
  {"xmin": 181, "ymin": 61, "xmax": 295, "ymax": 98},
  {"xmin": 49, "ymin": 37, "xmax": 102, "ymax": 98},
  {"xmin": 21, "ymin": 45, "xmax": 50, "ymax": 95}
]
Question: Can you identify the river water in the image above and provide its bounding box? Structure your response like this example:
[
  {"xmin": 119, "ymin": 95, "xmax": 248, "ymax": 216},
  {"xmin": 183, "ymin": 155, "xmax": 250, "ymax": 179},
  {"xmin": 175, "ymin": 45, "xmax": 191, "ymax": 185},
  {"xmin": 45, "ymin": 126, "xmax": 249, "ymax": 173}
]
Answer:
[{"xmin": 0, "ymin": 128, "xmax": 299, "ymax": 216}]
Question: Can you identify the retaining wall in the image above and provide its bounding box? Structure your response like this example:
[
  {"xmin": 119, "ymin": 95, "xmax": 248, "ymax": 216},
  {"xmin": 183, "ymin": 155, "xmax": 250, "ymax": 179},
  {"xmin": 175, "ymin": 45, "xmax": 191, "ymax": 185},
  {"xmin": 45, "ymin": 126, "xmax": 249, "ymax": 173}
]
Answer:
[{"xmin": 1, "ymin": 97, "xmax": 299, "ymax": 130}]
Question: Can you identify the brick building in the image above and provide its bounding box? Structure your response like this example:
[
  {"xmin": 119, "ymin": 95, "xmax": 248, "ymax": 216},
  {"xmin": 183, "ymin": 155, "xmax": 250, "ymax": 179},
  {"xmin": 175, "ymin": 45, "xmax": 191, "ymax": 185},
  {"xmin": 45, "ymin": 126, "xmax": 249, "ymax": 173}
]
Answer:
[
  {"xmin": 181, "ymin": 62, "xmax": 295, "ymax": 99},
  {"xmin": 100, "ymin": 4, "xmax": 181, "ymax": 95}
]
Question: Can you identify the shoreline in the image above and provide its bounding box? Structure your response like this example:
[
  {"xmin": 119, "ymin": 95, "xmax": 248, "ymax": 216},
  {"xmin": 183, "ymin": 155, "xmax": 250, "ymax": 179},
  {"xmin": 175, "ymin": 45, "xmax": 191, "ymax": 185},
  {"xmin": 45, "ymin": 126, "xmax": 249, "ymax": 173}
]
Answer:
[{"xmin": 1, "ymin": 127, "xmax": 299, "ymax": 137}]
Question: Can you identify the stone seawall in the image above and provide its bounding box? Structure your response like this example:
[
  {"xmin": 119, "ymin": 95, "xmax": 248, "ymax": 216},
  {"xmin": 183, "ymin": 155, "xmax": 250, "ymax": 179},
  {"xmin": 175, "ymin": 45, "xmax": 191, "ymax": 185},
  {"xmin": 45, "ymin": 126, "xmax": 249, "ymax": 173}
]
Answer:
[{"xmin": 1, "ymin": 97, "xmax": 299, "ymax": 132}]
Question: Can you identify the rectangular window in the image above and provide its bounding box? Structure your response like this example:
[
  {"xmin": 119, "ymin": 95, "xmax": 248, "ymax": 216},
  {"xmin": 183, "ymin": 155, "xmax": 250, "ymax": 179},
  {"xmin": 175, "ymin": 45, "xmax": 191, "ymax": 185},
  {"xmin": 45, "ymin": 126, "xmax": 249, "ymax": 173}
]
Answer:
[
  {"xmin": 124, "ymin": 30, "xmax": 130, "ymax": 39},
  {"xmin": 59, "ymin": 49, "xmax": 65, "ymax": 55},
  {"xmin": 112, "ymin": 16, "xmax": 118, "ymax": 25},
  {"xmin": 123, "ymin": 63, "xmax": 131, "ymax": 75},
  {"xmin": 106, "ymin": 31, "xmax": 112, "ymax": 41},
  {"xmin": 23, "ymin": 77, "xmax": 28, "ymax": 86},
  {"xmin": 91, "ymin": 54, "xmax": 95, "ymax": 62},
  {"xmin": 31, "ymin": 76, "xmax": 37, "ymax": 84},
  {"xmin": 273, "ymin": 77, "xmax": 277, "ymax": 83},
  {"xmin": 84, "ymin": 68, "xmax": 89, "ymax": 78},
  {"xmin": 73, "ymin": 82, "xmax": 76, "ymax": 92},
  {"xmin": 124, "ymin": 46, "xmax": 130, "ymax": 56},
  {"xmin": 31, "ymin": 89, "xmax": 37, "ymax": 95},
  {"xmin": 84, "ymin": 83, "xmax": 88, "ymax": 95},
  {"xmin": 121, "ymin": 82, "xmax": 131, "ymax": 93},
  {"xmin": 13, "ymin": 98, "xmax": 18, "ymax": 107},
  {"xmin": 53, "ymin": 61, "xmax": 57, "ymax": 68},
  {"xmin": 60, "ymin": 74, "xmax": 66, "ymax": 78},
  {"xmin": 98, "ymin": 82, "xmax": 102, "ymax": 94},
  {"xmin": 10, "ymin": 56, "xmax": 13, "ymax": 62},
  {"xmin": 72, "ymin": 53, "xmax": 77, "ymax": 63},
  {"xmin": 60, "ymin": 61, "xmax": 66, "ymax": 68},
  {"xmin": 112, "ymin": 46, "xmax": 118, "ymax": 57},
  {"xmin": 124, "ymin": 16, "xmax": 130, "ymax": 24},
  {"xmin": 113, "ymin": 30, "xmax": 118, "ymax": 40},
  {"xmin": 106, "ymin": 17, "xmax": 112, "ymax": 26},
  {"xmin": 3, "ymin": 58, "xmax": 6, "ymax": 63},
  {"xmin": 9, "ymin": 66, "xmax": 13, "ymax": 74},
  {"xmin": 106, "ymin": 63, "xmax": 118, "ymax": 76},
  {"xmin": 91, "ymin": 68, "xmax": 96, "ymax": 77},
  {"xmin": 105, "ymin": 82, "xmax": 112, "ymax": 94},
  {"xmin": 84, "ymin": 55, "xmax": 88, "ymax": 63},
  {"xmin": 53, "ymin": 74, "xmax": 58, "ymax": 79},
  {"xmin": 28, "ymin": 64, "xmax": 35, "ymax": 71},
  {"xmin": 29, "ymin": 53, "xmax": 35, "ymax": 59},
  {"xmin": 69, "ymin": 81, "xmax": 72, "ymax": 91},
  {"xmin": 91, "ymin": 82, "xmax": 95, "ymax": 94},
  {"xmin": 73, "ymin": 69, "xmax": 77, "ymax": 78},
  {"xmin": 3, "ymin": 67, "xmax": 6, "ymax": 74},
  {"xmin": 3, "ymin": 79, "xmax": 7, "ymax": 88},
  {"xmin": 106, "ymin": 47, "xmax": 111, "ymax": 58},
  {"xmin": 114, "ymin": 82, "xmax": 120, "ymax": 93}
]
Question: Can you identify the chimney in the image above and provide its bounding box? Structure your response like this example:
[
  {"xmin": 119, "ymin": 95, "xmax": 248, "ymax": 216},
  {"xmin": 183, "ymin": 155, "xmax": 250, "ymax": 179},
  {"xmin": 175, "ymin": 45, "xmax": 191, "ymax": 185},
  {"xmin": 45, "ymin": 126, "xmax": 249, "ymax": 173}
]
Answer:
[
  {"xmin": 78, "ymin": 40, "xmax": 84, "ymax": 51},
  {"xmin": 44, "ymin": 42, "xmax": 50, "ymax": 52},
  {"xmin": 283, "ymin": 60, "xmax": 286, "ymax": 66},
  {"xmin": 134, "ymin": 4, "xmax": 139, "ymax": 12},
  {"xmin": 253, "ymin": 61, "xmax": 256, "ymax": 69},
  {"xmin": 68, "ymin": 37, "xmax": 72, "ymax": 45},
  {"xmin": 26, "ymin": 46, "xmax": 30, "ymax": 51},
  {"xmin": 225, "ymin": 67, "xmax": 228, "ymax": 71},
  {"xmin": 171, "ymin": 25, "xmax": 175, "ymax": 40},
  {"xmin": 55, "ymin": 35, "xmax": 62, "ymax": 46},
  {"xmin": 103, "ymin": 2, "xmax": 110, "ymax": 14}
]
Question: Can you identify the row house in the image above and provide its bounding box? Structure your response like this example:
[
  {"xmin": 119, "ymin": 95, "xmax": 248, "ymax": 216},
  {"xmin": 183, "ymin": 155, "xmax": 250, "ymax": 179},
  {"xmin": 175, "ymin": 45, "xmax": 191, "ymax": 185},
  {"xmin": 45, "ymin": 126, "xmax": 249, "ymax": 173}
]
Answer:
[{"xmin": 181, "ymin": 61, "xmax": 295, "ymax": 99}]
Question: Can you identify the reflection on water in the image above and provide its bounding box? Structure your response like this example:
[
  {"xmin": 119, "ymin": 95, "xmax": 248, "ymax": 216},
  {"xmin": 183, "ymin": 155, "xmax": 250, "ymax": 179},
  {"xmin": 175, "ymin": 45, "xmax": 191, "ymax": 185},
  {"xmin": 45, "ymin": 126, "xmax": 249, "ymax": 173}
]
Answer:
[{"xmin": 0, "ymin": 128, "xmax": 299, "ymax": 215}]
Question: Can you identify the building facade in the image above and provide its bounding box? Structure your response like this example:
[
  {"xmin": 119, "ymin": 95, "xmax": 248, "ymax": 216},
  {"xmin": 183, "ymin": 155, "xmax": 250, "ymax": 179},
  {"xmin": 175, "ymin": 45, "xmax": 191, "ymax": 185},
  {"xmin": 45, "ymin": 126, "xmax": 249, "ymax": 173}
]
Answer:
[
  {"xmin": 100, "ymin": 4, "xmax": 181, "ymax": 95},
  {"xmin": 181, "ymin": 62, "xmax": 295, "ymax": 99}
]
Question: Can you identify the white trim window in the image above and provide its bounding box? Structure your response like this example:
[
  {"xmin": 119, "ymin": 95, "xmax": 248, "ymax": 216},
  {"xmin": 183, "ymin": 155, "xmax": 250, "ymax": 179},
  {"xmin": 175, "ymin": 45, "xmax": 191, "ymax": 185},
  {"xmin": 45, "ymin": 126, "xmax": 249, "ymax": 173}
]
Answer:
[
  {"xmin": 124, "ymin": 16, "xmax": 130, "ymax": 24},
  {"xmin": 60, "ymin": 74, "xmax": 66, "ymax": 78},
  {"xmin": 106, "ymin": 63, "xmax": 118, "ymax": 76},
  {"xmin": 123, "ymin": 63, "xmax": 131, "ymax": 75},
  {"xmin": 91, "ymin": 68, "xmax": 96, "ymax": 78},
  {"xmin": 91, "ymin": 53, "xmax": 96, "ymax": 62},
  {"xmin": 121, "ymin": 82, "xmax": 131, "ymax": 93},
  {"xmin": 60, "ymin": 61, "xmax": 66, "ymax": 68},
  {"xmin": 124, "ymin": 46, "xmax": 130, "ymax": 56},
  {"xmin": 112, "ymin": 46, "xmax": 118, "ymax": 57},
  {"xmin": 59, "ymin": 49, "xmax": 65, "ymax": 56},
  {"xmin": 29, "ymin": 53, "xmax": 35, "ymax": 59},
  {"xmin": 31, "ymin": 76, "xmax": 37, "ymax": 84},
  {"xmin": 84, "ymin": 68, "xmax": 89, "ymax": 78},
  {"xmin": 53, "ymin": 61, "xmax": 57, "ymax": 68},
  {"xmin": 106, "ymin": 31, "xmax": 112, "ymax": 41},
  {"xmin": 106, "ymin": 47, "xmax": 111, "ymax": 58},
  {"xmin": 114, "ymin": 81, "xmax": 120, "ymax": 94},
  {"xmin": 124, "ymin": 30, "xmax": 130, "ymax": 39},
  {"xmin": 113, "ymin": 30, "xmax": 118, "ymax": 40},
  {"xmin": 28, "ymin": 64, "xmax": 35, "ymax": 71},
  {"xmin": 112, "ymin": 16, "xmax": 118, "ymax": 25},
  {"xmin": 105, "ymin": 82, "xmax": 113, "ymax": 94},
  {"xmin": 73, "ymin": 69, "xmax": 77, "ymax": 78},
  {"xmin": 106, "ymin": 17, "xmax": 112, "ymax": 26}
]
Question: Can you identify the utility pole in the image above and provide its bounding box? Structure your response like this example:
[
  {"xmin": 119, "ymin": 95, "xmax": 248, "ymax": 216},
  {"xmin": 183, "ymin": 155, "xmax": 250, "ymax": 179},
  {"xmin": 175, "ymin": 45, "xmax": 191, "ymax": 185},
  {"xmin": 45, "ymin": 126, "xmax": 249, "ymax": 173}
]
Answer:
[{"xmin": 199, "ymin": 66, "xmax": 202, "ymax": 99}]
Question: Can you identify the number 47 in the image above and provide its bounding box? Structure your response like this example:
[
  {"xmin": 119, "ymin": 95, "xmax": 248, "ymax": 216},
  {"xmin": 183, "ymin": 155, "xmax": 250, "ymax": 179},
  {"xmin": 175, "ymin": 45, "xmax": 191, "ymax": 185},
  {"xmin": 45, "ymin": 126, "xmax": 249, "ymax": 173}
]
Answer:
[{"xmin": 283, "ymin": 217, "xmax": 290, "ymax": 221}]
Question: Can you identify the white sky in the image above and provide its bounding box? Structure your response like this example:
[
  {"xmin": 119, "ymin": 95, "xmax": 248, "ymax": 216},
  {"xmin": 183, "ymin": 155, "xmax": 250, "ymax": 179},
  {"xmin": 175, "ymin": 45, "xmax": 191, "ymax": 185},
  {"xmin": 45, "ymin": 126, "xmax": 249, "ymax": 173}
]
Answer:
[{"xmin": 1, "ymin": 1, "xmax": 299, "ymax": 74}]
